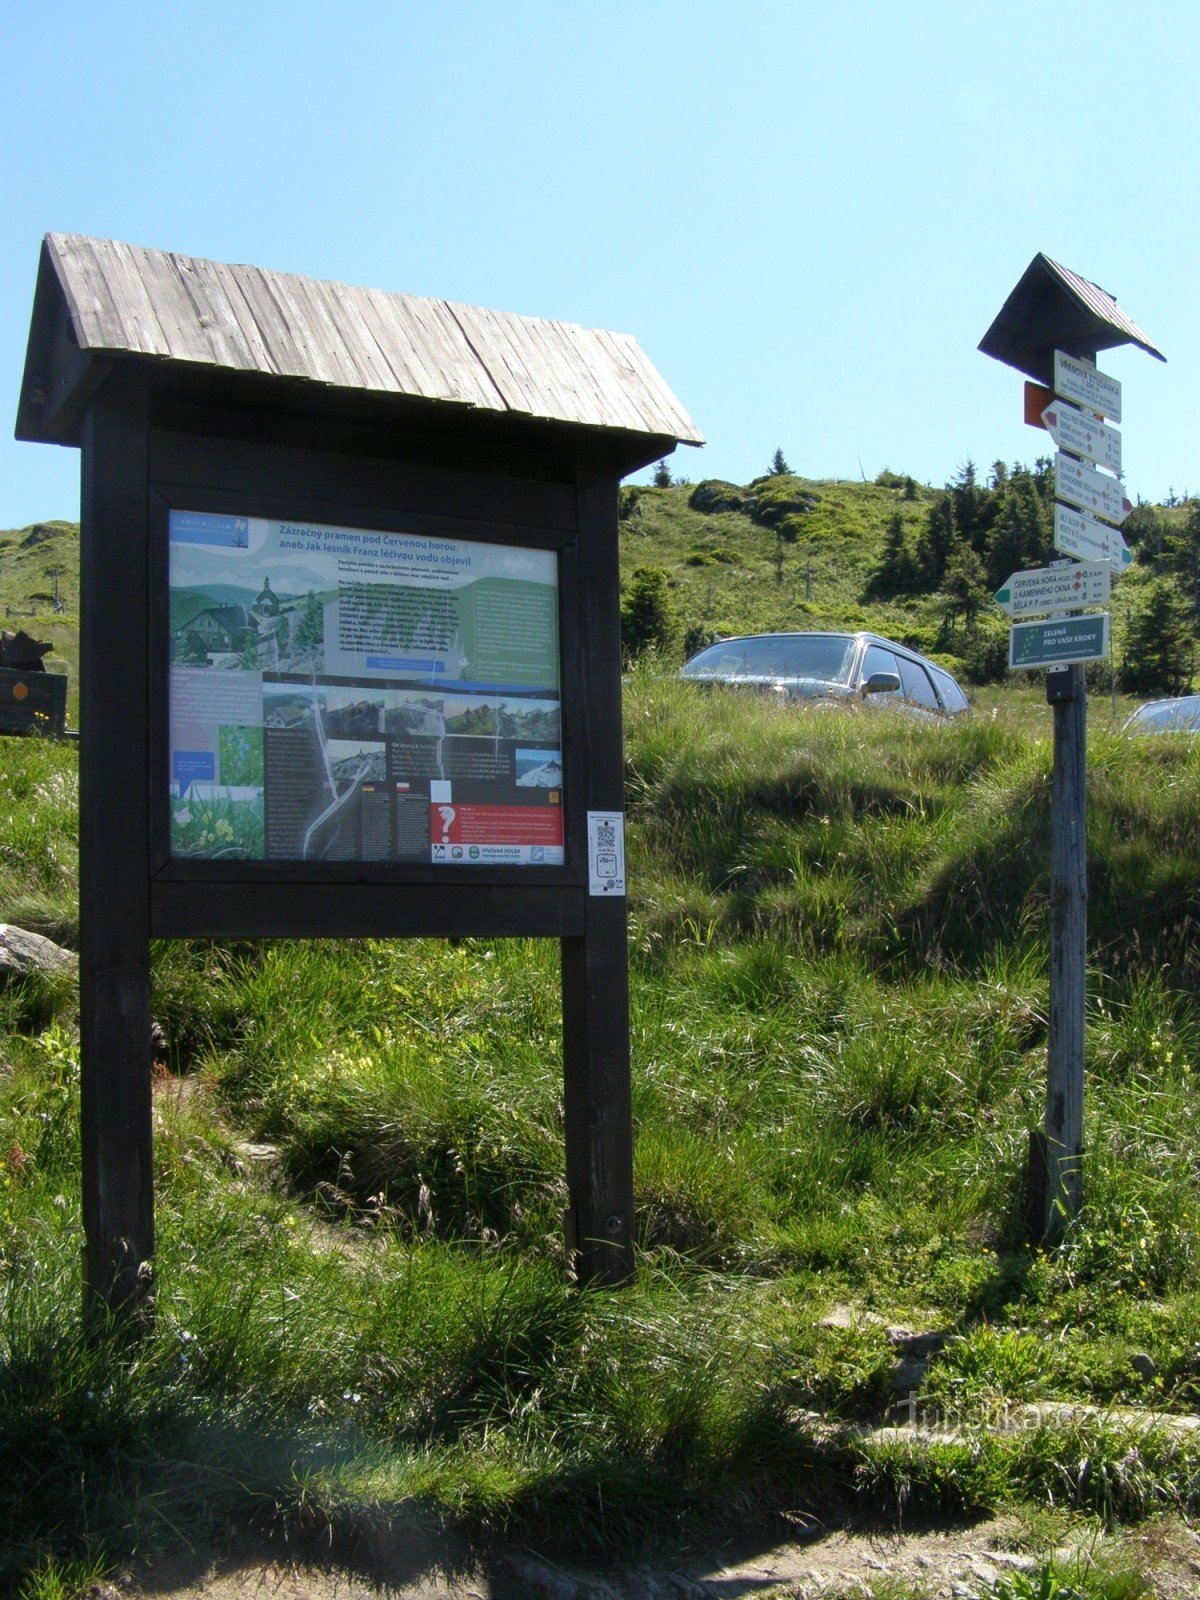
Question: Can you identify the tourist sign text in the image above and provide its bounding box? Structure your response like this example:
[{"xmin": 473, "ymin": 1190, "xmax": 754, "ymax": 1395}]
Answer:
[
  {"xmin": 1053, "ymin": 350, "xmax": 1122, "ymax": 422},
  {"xmin": 994, "ymin": 561, "xmax": 1110, "ymax": 619}
]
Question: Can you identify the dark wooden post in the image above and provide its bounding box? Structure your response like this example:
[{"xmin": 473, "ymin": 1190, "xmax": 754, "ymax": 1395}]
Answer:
[
  {"xmin": 560, "ymin": 468, "xmax": 635, "ymax": 1284},
  {"xmin": 1043, "ymin": 661, "xmax": 1087, "ymax": 1243},
  {"xmin": 79, "ymin": 370, "xmax": 155, "ymax": 1319}
]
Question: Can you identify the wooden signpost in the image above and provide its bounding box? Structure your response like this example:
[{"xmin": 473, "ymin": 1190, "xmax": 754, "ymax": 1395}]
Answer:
[
  {"xmin": 16, "ymin": 234, "xmax": 702, "ymax": 1313},
  {"xmin": 979, "ymin": 253, "xmax": 1164, "ymax": 1245}
]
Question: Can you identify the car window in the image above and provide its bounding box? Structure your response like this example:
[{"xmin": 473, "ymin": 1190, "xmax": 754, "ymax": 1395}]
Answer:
[
  {"xmin": 1128, "ymin": 695, "xmax": 1200, "ymax": 732},
  {"xmin": 930, "ymin": 667, "xmax": 970, "ymax": 715},
  {"xmin": 684, "ymin": 636, "xmax": 854, "ymax": 682},
  {"xmin": 895, "ymin": 655, "xmax": 941, "ymax": 712},
  {"xmin": 860, "ymin": 644, "xmax": 904, "ymax": 701}
]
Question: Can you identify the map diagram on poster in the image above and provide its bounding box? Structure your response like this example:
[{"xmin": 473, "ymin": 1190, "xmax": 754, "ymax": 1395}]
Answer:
[{"xmin": 168, "ymin": 511, "xmax": 563, "ymax": 866}]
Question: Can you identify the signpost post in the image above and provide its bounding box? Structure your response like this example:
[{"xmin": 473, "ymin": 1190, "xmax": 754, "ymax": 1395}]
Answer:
[{"xmin": 978, "ymin": 253, "xmax": 1164, "ymax": 1246}]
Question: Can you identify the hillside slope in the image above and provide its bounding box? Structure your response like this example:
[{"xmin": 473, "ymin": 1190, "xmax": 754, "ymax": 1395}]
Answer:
[{"xmin": 620, "ymin": 472, "xmax": 946, "ymax": 654}]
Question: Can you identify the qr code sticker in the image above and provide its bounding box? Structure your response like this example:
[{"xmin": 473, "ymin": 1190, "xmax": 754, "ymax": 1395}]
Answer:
[{"xmin": 595, "ymin": 822, "xmax": 616, "ymax": 850}]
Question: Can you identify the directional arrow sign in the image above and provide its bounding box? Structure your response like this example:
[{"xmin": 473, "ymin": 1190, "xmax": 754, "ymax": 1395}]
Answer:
[
  {"xmin": 1055, "ymin": 452, "xmax": 1131, "ymax": 525},
  {"xmin": 1042, "ymin": 401, "xmax": 1122, "ymax": 474},
  {"xmin": 1009, "ymin": 613, "xmax": 1110, "ymax": 671},
  {"xmin": 994, "ymin": 561, "xmax": 1110, "ymax": 619},
  {"xmin": 1054, "ymin": 504, "xmax": 1133, "ymax": 570},
  {"xmin": 1054, "ymin": 350, "xmax": 1122, "ymax": 422}
]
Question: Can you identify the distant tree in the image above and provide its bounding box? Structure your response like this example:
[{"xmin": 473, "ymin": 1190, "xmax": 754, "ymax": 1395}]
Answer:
[
  {"xmin": 1119, "ymin": 577, "xmax": 1194, "ymax": 695},
  {"xmin": 1124, "ymin": 503, "xmax": 1164, "ymax": 568},
  {"xmin": 294, "ymin": 590, "xmax": 324, "ymax": 659},
  {"xmin": 867, "ymin": 512, "xmax": 917, "ymax": 598},
  {"xmin": 621, "ymin": 566, "xmax": 677, "ymax": 663},
  {"xmin": 984, "ymin": 468, "xmax": 1051, "ymax": 591},
  {"xmin": 950, "ymin": 459, "xmax": 993, "ymax": 552},
  {"xmin": 652, "ymin": 460, "xmax": 673, "ymax": 488},
  {"xmin": 939, "ymin": 538, "xmax": 990, "ymax": 639},
  {"xmin": 770, "ymin": 447, "xmax": 791, "ymax": 477},
  {"xmin": 903, "ymin": 476, "xmax": 918, "ymax": 501},
  {"xmin": 915, "ymin": 491, "xmax": 957, "ymax": 589},
  {"xmin": 1155, "ymin": 499, "xmax": 1200, "ymax": 618}
]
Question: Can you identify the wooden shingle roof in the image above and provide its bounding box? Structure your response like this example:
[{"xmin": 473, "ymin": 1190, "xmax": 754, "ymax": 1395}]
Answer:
[
  {"xmin": 978, "ymin": 251, "xmax": 1164, "ymax": 385},
  {"xmin": 16, "ymin": 233, "xmax": 704, "ymax": 451}
]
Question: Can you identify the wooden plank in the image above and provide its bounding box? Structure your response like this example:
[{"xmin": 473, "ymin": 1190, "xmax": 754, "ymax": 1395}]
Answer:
[
  {"xmin": 596, "ymin": 328, "xmax": 705, "ymax": 443},
  {"xmin": 54, "ymin": 234, "xmax": 129, "ymax": 351},
  {"xmin": 559, "ymin": 467, "xmax": 634, "ymax": 1285},
  {"xmin": 277, "ymin": 271, "xmax": 364, "ymax": 390},
  {"xmin": 95, "ymin": 238, "xmax": 172, "ymax": 356},
  {"xmin": 352, "ymin": 284, "xmax": 448, "ymax": 400},
  {"xmin": 204, "ymin": 258, "xmax": 286, "ymax": 375},
  {"xmin": 79, "ymin": 368, "xmax": 155, "ymax": 1319},
  {"xmin": 311, "ymin": 280, "xmax": 400, "ymax": 395},
  {"xmin": 178, "ymin": 252, "xmax": 267, "ymax": 373},
  {"xmin": 148, "ymin": 429, "xmax": 577, "ymax": 532},
  {"xmin": 398, "ymin": 294, "xmax": 505, "ymax": 408},
  {"xmin": 522, "ymin": 315, "xmax": 612, "ymax": 430},
  {"xmin": 450, "ymin": 302, "xmax": 548, "ymax": 419},
  {"xmin": 556, "ymin": 322, "xmax": 649, "ymax": 435},
  {"xmin": 230, "ymin": 264, "xmax": 312, "ymax": 377},
  {"xmin": 151, "ymin": 880, "xmax": 583, "ymax": 939},
  {"xmin": 135, "ymin": 244, "xmax": 218, "ymax": 363}
]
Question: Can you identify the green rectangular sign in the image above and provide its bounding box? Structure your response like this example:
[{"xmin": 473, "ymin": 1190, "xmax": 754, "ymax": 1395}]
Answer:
[{"xmin": 1009, "ymin": 613, "xmax": 1110, "ymax": 670}]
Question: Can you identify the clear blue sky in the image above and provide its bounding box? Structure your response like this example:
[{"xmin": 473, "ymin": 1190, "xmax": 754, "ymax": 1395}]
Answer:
[{"xmin": 2, "ymin": 0, "xmax": 1196, "ymax": 528}]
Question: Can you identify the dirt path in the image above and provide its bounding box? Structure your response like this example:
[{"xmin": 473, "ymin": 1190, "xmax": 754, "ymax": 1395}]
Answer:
[{"xmin": 122, "ymin": 1513, "xmax": 1200, "ymax": 1599}]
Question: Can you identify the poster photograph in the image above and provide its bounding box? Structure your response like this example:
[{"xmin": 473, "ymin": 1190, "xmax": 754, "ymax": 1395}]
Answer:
[{"xmin": 168, "ymin": 511, "xmax": 564, "ymax": 866}]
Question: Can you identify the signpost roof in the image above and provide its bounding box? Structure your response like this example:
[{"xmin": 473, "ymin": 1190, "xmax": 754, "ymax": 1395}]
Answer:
[
  {"xmin": 16, "ymin": 234, "xmax": 704, "ymax": 467},
  {"xmin": 978, "ymin": 252, "xmax": 1165, "ymax": 384}
]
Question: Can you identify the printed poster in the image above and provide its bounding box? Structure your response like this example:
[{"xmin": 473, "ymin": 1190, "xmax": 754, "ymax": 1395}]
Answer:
[{"xmin": 168, "ymin": 511, "xmax": 563, "ymax": 865}]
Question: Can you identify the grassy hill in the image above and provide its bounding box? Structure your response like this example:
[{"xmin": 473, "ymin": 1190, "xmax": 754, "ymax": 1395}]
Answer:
[
  {"xmin": 3, "ymin": 499, "xmax": 1200, "ymax": 1596},
  {"xmin": 620, "ymin": 473, "xmax": 947, "ymax": 653}
]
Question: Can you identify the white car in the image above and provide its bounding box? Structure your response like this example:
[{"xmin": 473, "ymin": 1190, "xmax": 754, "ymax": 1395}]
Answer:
[{"xmin": 681, "ymin": 631, "xmax": 970, "ymax": 717}]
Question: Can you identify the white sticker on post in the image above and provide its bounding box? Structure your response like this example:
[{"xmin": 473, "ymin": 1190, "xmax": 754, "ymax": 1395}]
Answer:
[{"xmin": 587, "ymin": 811, "xmax": 626, "ymax": 896}]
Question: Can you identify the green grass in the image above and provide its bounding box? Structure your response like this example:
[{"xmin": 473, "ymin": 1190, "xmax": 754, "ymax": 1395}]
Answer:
[{"xmin": 4, "ymin": 496, "xmax": 1200, "ymax": 1591}]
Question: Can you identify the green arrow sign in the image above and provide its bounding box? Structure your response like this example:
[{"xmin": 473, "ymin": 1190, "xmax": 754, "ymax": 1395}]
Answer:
[{"xmin": 1009, "ymin": 613, "xmax": 1110, "ymax": 670}]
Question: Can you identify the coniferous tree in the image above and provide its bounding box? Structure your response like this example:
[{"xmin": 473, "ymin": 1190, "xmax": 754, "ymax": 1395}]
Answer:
[
  {"xmin": 770, "ymin": 447, "xmax": 790, "ymax": 477},
  {"xmin": 867, "ymin": 511, "xmax": 916, "ymax": 598},
  {"xmin": 294, "ymin": 590, "xmax": 324, "ymax": 660},
  {"xmin": 621, "ymin": 566, "xmax": 677, "ymax": 664},
  {"xmin": 951, "ymin": 460, "xmax": 991, "ymax": 552},
  {"xmin": 939, "ymin": 538, "xmax": 989, "ymax": 640},
  {"xmin": 985, "ymin": 469, "xmax": 1051, "ymax": 591},
  {"xmin": 1120, "ymin": 577, "xmax": 1194, "ymax": 695},
  {"xmin": 1125, "ymin": 503, "xmax": 1165, "ymax": 569},
  {"xmin": 916, "ymin": 491, "xmax": 957, "ymax": 589}
]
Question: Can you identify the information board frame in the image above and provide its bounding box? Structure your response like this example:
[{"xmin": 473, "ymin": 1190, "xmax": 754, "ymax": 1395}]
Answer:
[{"xmin": 142, "ymin": 431, "xmax": 604, "ymax": 940}]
